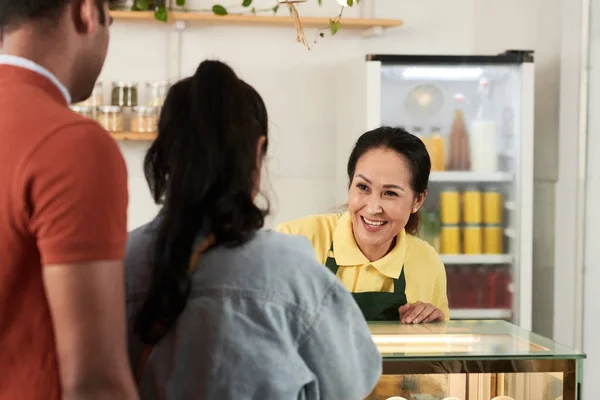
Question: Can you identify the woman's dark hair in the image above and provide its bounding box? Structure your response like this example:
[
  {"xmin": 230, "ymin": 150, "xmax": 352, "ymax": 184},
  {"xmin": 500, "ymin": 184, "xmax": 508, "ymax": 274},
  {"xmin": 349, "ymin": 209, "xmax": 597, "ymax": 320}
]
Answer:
[
  {"xmin": 136, "ymin": 60, "xmax": 269, "ymax": 345},
  {"xmin": 347, "ymin": 126, "xmax": 430, "ymax": 235},
  {"xmin": 0, "ymin": 0, "xmax": 112, "ymax": 27}
]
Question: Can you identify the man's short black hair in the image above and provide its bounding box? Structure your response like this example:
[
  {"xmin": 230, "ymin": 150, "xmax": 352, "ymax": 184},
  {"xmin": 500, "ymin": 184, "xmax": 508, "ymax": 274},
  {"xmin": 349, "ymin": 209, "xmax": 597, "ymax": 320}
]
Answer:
[{"xmin": 0, "ymin": 0, "xmax": 112, "ymax": 28}]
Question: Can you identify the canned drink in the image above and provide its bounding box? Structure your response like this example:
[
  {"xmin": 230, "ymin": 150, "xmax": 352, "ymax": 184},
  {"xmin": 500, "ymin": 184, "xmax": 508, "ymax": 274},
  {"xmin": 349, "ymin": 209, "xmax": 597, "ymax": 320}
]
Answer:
[
  {"xmin": 483, "ymin": 188, "xmax": 503, "ymax": 224},
  {"xmin": 440, "ymin": 224, "xmax": 461, "ymax": 254},
  {"xmin": 440, "ymin": 188, "xmax": 460, "ymax": 224},
  {"xmin": 463, "ymin": 187, "xmax": 482, "ymax": 224},
  {"xmin": 483, "ymin": 224, "xmax": 504, "ymax": 254},
  {"xmin": 463, "ymin": 224, "xmax": 483, "ymax": 254}
]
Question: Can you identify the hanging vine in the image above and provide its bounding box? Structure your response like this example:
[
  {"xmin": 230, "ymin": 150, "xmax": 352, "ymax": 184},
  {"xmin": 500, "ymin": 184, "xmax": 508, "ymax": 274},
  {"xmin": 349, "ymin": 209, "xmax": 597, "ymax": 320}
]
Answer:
[{"xmin": 124, "ymin": 0, "xmax": 361, "ymax": 49}]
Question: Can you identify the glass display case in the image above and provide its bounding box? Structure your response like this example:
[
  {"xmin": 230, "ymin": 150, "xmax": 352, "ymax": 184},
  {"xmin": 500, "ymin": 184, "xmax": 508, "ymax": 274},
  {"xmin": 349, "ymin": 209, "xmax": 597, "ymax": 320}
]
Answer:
[
  {"xmin": 335, "ymin": 51, "xmax": 534, "ymax": 328},
  {"xmin": 366, "ymin": 320, "xmax": 584, "ymax": 400}
]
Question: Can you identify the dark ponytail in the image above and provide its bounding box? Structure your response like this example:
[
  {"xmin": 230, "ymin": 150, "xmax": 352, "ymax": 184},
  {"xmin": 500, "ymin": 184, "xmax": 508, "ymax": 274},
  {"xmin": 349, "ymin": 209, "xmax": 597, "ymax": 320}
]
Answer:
[{"xmin": 136, "ymin": 60, "xmax": 269, "ymax": 345}]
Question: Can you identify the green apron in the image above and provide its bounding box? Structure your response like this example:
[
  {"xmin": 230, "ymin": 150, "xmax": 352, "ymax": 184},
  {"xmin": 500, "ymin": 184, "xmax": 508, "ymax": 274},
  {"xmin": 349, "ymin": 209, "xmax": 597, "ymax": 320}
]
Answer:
[{"xmin": 325, "ymin": 244, "xmax": 407, "ymax": 321}]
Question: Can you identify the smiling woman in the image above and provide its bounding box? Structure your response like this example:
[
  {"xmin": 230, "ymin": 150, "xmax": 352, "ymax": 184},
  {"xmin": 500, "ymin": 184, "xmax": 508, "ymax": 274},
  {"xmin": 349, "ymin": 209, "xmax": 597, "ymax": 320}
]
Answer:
[{"xmin": 276, "ymin": 127, "xmax": 449, "ymax": 323}]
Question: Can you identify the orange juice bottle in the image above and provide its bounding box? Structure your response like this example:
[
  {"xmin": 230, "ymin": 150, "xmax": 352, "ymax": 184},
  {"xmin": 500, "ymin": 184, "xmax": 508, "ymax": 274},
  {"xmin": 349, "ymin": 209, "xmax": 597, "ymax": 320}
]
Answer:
[{"xmin": 428, "ymin": 127, "xmax": 446, "ymax": 171}]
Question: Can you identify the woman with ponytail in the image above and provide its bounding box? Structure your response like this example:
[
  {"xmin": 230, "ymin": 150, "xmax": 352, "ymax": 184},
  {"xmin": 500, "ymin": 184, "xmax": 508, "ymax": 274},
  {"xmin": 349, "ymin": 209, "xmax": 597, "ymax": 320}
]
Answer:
[{"xmin": 124, "ymin": 60, "xmax": 381, "ymax": 399}]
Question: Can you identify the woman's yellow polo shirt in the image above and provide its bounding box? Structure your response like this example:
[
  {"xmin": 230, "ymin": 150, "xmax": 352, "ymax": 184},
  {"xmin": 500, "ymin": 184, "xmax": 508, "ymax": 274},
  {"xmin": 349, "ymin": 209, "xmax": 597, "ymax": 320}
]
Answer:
[{"xmin": 276, "ymin": 212, "xmax": 450, "ymax": 319}]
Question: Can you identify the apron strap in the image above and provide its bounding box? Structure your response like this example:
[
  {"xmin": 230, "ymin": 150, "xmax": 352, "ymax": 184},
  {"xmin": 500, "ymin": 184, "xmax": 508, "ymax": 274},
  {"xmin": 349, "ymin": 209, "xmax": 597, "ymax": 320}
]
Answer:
[
  {"xmin": 135, "ymin": 234, "xmax": 215, "ymax": 384},
  {"xmin": 324, "ymin": 243, "xmax": 338, "ymax": 275}
]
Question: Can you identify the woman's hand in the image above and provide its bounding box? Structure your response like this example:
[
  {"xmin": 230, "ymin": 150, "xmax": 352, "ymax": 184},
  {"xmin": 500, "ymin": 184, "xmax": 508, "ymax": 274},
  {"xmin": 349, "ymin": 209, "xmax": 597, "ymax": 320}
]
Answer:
[{"xmin": 399, "ymin": 301, "xmax": 445, "ymax": 324}]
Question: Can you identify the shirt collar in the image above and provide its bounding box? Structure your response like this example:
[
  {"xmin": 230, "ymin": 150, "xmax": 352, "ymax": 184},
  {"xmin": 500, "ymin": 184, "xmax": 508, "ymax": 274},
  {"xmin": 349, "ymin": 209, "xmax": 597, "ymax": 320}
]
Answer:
[
  {"xmin": 0, "ymin": 55, "xmax": 71, "ymax": 104},
  {"xmin": 333, "ymin": 212, "xmax": 406, "ymax": 279}
]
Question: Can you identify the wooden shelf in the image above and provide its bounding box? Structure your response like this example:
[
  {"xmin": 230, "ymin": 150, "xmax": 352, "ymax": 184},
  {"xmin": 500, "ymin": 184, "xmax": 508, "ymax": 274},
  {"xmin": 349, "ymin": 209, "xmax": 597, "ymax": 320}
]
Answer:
[
  {"xmin": 111, "ymin": 11, "xmax": 403, "ymax": 30},
  {"xmin": 110, "ymin": 132, "xmax": 157, "ymax": 141}
]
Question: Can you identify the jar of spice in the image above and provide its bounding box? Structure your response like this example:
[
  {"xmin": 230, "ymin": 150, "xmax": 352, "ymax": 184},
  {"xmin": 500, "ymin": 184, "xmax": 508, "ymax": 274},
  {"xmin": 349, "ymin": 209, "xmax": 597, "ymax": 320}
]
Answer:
[
  {"xmin": 111, "ymin": 81, "xmax": 138, "ymax": 108},
  {"xmin": 97, "ymin": 106, "xmax": 124, "ymax": 132},
  {"xmin": 70, "ymin": 105, "xmax": 94, "ymax": 119},
  {"xmin": 146, "ymin": 81, "xmax": 170, "ymax": 108},
  {"xmin": 109, "ymin": 0, "xmax": 134, "ymax": 10},
  {"xmin": 131, "ymin": 106, "xmax": 158, "ymax": 133},
  {"xmin": 89, "ymin": 82, "xmax": 104, "ymax": 108}
]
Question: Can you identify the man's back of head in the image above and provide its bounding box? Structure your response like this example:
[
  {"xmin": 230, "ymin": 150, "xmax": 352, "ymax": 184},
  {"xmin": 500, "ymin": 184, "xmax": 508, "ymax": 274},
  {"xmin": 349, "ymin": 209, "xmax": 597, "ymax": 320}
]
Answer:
[{"xmin": 0, "ymin": 0, "xmax": 114, "ymax": 102}]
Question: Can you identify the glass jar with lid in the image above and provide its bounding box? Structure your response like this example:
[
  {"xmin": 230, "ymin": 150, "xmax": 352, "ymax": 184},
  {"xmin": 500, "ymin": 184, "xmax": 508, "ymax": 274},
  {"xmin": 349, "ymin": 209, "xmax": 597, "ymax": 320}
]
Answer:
[
  {"xmin": 146, "ymin": 81, "xmax": 170, "ymax": 108},
  {"xmin": 109, "ymin": 0, "xmax": 134, "ymax": 10},
  {"xmin": 131, "ymin": 106, "xmax": 158, "ymax": 133},
  {"xmin": 111, "ymin": 82, "xmax": 138, "ymax": 108},
  {"xmin": 97, "ymin": 106, "xmax": 124, "ymax": 133},
  {"xmin": 70, "ymin": 105, "xmax": 94, "ymax": 119},
  {"xmin": 89, "ymin": 82, "xmax": 104, "ymax": 107}
]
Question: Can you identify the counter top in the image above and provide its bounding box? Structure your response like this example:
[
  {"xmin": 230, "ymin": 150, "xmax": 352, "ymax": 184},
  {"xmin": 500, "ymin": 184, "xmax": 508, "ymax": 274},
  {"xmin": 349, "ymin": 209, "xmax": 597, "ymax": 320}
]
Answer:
[{"xmin": 369, "ymin": 320, "xmax": 585, "ymax": 362}]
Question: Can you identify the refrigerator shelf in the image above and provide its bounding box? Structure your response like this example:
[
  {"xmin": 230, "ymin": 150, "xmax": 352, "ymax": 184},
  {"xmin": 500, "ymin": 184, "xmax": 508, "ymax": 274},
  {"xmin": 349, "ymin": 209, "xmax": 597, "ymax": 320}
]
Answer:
[
  {"xmin": 440, "ymin": 255, "xmax": 513, "ymax": 265},
  {"xmin": 450, "ymin": 309, "xmax": 512, "ymax": 320},
  {"xmin": 429, "ymin": 172, "xmax": 514, "ymax": 183}
]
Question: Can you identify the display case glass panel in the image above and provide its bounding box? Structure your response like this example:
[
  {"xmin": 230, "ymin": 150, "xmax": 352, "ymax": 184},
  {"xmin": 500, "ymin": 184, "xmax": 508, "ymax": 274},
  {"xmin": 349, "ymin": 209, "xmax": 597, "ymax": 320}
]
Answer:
[{"xmin": 367, "ymin": 321, "xmax": 584, "ymax": 400}]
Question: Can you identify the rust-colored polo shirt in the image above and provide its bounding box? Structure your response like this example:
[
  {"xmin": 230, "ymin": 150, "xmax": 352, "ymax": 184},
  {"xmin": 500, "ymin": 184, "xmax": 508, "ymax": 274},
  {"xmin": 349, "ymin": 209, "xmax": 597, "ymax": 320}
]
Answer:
[{"xmin": 0, "ymin": 65, "xmax": 128, "ymax": 399}]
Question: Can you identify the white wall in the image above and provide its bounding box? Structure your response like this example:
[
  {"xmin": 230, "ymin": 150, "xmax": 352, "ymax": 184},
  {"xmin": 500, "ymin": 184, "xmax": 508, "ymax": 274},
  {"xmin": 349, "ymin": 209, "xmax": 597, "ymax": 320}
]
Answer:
[
  {"xmin": 101, "ymin": 0, "xmax": 475, "ymax": 231},
  {"xmin": 584, "ymin": 0, "xmax": 600, "ymax": 397}
]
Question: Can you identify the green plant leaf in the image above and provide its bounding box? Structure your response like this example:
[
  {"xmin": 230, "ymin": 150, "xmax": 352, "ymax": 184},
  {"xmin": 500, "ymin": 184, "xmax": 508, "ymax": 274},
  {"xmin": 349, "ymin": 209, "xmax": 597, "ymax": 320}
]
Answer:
[
  {"xmin": 346, "ymin": 0, "xmax": 354, "ymax": 6},
  {"xmin": 329, "ymin": 18, "xmax": 341, "ymax": 35},
  {"xmin": 154, "ymin": 5, "xmax": 167, "ymax": 21},
  {"xmin": 242, "ymin": 0, "xmax": 252, "ymax": 7},
  {"xmin": 251, "ymin": 7, "xmax": 256, "ymax": 13},
  {"xmin": 273, "ymin": 4, "xmax": 279, "ymax": 13},
  {"xmin": 176, "ymin": 0, "xmax": 185, "ymax": 5},
  {"xmin": 212, "ymin": 4, "xmax": 228, "ymax": 15},
  {"xmin": 134, "ymin": 0, "xmax": 149, "ymax": 10},
  {"xmin": 318, "ymin": 0, "xmax": 322, "ymax": 5}
]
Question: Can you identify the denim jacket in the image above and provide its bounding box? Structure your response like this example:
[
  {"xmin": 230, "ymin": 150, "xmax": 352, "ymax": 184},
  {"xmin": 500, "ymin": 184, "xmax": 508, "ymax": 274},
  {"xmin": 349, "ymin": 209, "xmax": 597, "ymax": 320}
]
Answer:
[{"xmin": 125, "ymin": 219, "xmax": 382, "ymax": 400}]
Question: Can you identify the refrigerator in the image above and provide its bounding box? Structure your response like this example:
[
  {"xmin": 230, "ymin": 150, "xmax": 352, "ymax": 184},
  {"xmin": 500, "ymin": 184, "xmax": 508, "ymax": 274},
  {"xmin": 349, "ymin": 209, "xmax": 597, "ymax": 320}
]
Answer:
[{"xmin": 335, "ymin": 50, "xmax": 534, "ymax": 330}]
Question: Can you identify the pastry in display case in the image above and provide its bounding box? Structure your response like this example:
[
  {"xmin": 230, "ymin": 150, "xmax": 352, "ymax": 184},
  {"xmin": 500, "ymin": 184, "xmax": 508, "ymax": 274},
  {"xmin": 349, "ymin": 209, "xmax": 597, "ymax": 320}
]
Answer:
[{"xmin": 366, "ymin": 320, "xmax": 584, "ymax": 400}]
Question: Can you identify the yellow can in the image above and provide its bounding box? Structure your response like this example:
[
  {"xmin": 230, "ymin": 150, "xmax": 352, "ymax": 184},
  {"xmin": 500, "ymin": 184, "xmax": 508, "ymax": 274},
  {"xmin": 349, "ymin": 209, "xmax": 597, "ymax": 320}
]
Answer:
[
  {"xmin": 463, "ymin": 224, "xmax": 483, "ymax": 254},
  {"xmin": 440, "ymin": 224, "xmax": 461, "ymax": 254},
  {"xmin": 484, "ymin": 224, "xmax": 504, "ymax": 254},
  {"xmin": 462, "ymin": 187, "xmax": 482, "ymax": 224},
  {"xmin": 440, "ymin": 188, "xmax": 460, "ymax": 224},
  {"xmin": 483, "ymin": 189, "xmax": 503, "ymax": 224}
]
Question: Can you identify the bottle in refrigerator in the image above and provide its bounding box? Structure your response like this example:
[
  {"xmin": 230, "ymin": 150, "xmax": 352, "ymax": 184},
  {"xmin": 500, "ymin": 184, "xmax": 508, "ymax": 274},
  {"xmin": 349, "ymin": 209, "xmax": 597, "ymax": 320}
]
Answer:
[
  {"xmin": 483, "ymin": 225, "xmax": 503, "ymax": 254},
  {"xmin": 488, "ymin": 266, "xmax": 512, "ymax": 309},
  {"xmin": 462, "ymin": 186, "xmax": 482, "ymax": 224},
  {"xmin": 428, "ymin": 127, "xmax": 446, "ymax": 172},
  {"xmin": 446, "ymin": 266, "xmax": 460, "ymax": 308},
  {"xmin": 483, "ymin": 187, "xmax": 503, "ymax": 224},
  {"xmin": 458, "ymin": 266, "xmax": 478, "ymax": 308},
  {"xmin": 441, "ymin": 224, "xmax": 461, "ymax": 254},
  {"xmin": 471, "ymin": 78, "xmax": 499, "ymax": 172},
  {"xmin": 440, "ymin": 187, "xmax": 461, "ymax": 225},
  {"xmin": 446, "ymin": 94, "xmax": 471, "ymax": 171},
  {"xmin": 463, "ymin": 224, "xmax": 483, "ymax": 254}
]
